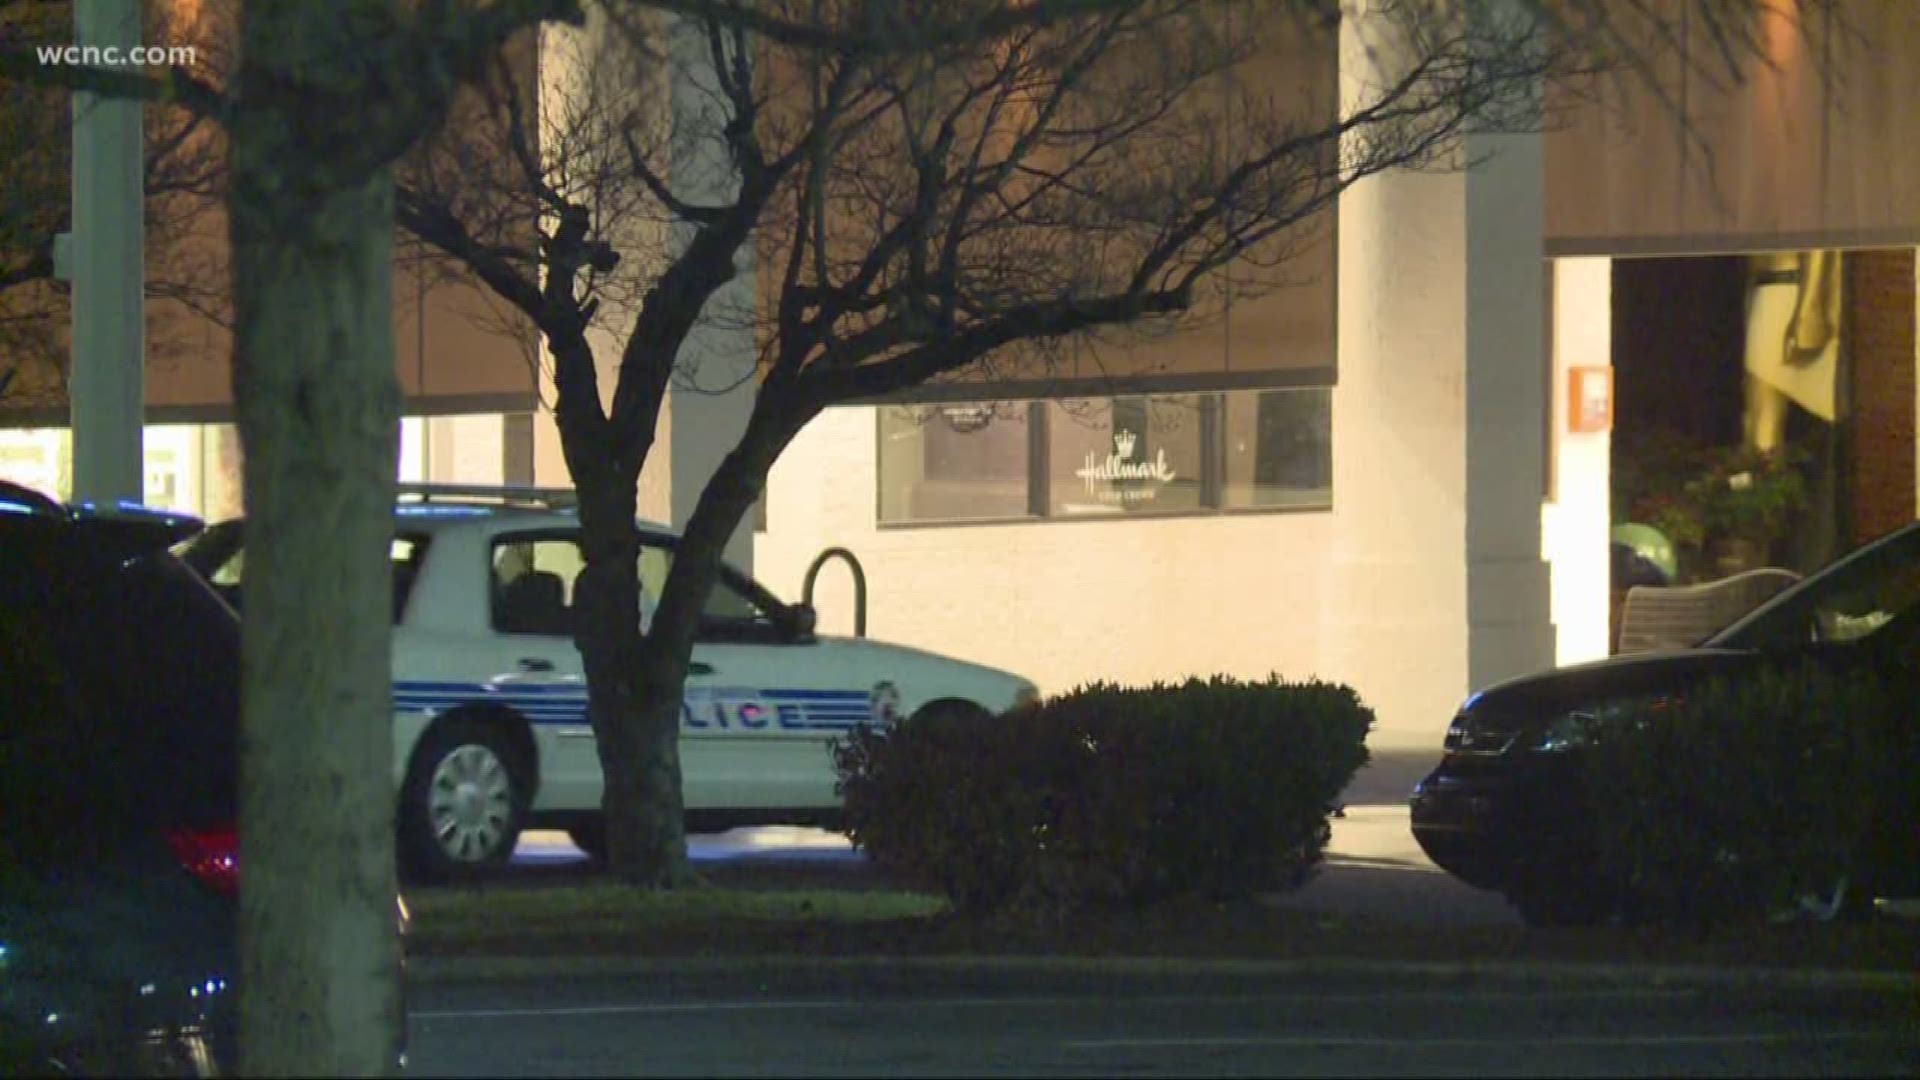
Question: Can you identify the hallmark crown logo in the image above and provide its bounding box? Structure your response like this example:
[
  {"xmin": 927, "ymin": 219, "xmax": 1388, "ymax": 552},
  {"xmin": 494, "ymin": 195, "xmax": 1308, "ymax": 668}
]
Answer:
[{"xmin": 1074, "ymin": 427, "xmax": 1176, "ymax": 501}]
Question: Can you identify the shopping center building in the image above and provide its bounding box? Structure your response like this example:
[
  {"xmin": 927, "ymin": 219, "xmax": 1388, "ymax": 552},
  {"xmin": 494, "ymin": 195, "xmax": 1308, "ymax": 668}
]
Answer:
[{"xmin": 4, "ymin": 1, "xmax": 1915, "ymax": 750}]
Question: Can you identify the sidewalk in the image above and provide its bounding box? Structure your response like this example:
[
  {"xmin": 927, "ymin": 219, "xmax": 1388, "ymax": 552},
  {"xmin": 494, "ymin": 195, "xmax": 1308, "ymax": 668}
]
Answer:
[
  {"xmin": 1278, "ymin": 805, "xmax": 1519, "ymax": 928},
  {"xmin": 509, "ymin": 803, "xmax": 1489, "ymax": 912}
]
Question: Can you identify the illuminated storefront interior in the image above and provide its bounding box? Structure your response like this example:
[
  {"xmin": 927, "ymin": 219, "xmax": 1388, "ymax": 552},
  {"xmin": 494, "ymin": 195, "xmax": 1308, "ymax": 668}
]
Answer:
[
  {"xmin": 1611, "ymin": 250, "xmax": 1916, "ymax": 578},
  {"xmin": 0, "ymin": 412, "xmax": 516, "ymax": 521}
]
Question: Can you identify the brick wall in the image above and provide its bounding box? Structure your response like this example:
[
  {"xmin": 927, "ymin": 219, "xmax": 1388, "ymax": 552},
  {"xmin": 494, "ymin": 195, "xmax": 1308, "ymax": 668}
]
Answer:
[{"xmin": 1844, "ymin": 250, "xmax": 1917, "ymax": 545}]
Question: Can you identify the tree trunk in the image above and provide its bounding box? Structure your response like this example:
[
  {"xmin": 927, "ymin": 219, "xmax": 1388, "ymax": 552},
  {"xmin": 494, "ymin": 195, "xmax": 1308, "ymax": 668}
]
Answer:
[
  {"xmin": 570, "ymin": 463, "xmax": 697, "ymax": 886},
  {"xmin": 228, "ymin": 115, "xmax": 402, "ymax": 1078},
  {"xmin": 548, "ymin": 223, "xmax": 762, "ymax": 886},
  {"xmin": 610, "ymin": 405, "xmax": 812, "ymax": 883}
]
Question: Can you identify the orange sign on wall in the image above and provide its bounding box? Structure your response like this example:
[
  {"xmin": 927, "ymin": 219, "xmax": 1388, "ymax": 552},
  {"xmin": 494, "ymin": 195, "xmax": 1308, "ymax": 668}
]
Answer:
[{"xmin": 1569, "ymin": 366, "xmax": 1613, "ymax": 433}]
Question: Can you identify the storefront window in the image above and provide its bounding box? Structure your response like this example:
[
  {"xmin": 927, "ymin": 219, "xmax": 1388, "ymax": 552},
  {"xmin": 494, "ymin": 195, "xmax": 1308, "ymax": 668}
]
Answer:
[
  {"xmin": 878, "ymin": 403, "xmax": 1033, "ymax": 524},
  {"xmin": 142, "ymin": 426, "xmax": 201, "ymax": 514},
  {"xmin": 1046, "ymin": 396, "xmax": 1207, "ymax": 517},
  {"xmin": 1222, "ymin": 388, "xmax": 1332, "ymax": 510},
  {"xmin": 876, "ymin": 388, "xmax": 1332, "ymax": 525},
  {"xmin": 0, "ymin": 424, "xmax": 239, "ymax": 517},
  {"xmin": 0, "ymin": 429, "xmax": 67, "ymax": 501}
]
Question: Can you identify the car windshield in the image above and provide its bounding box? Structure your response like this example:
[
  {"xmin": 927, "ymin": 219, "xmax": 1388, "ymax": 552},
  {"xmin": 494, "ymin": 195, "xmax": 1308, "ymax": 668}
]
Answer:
[{"xmin": 1708, "ymin": 525, "xmax": 1920, "ymax": 651}]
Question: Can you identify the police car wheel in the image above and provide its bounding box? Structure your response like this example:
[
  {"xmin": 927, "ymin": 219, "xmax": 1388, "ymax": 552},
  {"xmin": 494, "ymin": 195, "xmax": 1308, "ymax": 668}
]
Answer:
[{"xmin": 400, "ymin": 717, "xmax": 528, "ymax": 882}]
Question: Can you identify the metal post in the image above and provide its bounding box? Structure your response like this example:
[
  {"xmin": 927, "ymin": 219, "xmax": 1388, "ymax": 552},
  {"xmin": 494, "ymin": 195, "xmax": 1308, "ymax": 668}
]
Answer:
[
  {"xmin": 801, "ymin": 547, "xmax": 867, "ymax": 638},
  {"xmin": 69, "ymin": 0, "xmax": 146, "ymax": 505}
]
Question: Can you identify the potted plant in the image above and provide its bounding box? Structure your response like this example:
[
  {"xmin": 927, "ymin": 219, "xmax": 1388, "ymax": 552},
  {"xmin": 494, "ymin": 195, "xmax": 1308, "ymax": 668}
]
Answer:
[
  {"xmin": 1616, "ymin": 429, "xmax": 1711, "ymax": 582},
  {"xmin": 1685, "ymin": 444, "xmax": 1809, "ymax": 573}
]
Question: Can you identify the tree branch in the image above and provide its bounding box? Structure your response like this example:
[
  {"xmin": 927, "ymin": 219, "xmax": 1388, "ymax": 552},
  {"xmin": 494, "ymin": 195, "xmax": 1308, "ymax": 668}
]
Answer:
[
  {"xmin": 639, "ymin": 0, "xmax": 1239, "ymax": 57},
  {"xmin": 801, "ymin": 286, "xmax": 1191, "ymax": 403},
  {"xmin": 618, "ymin": 133, "xmax": 724, "ymax": 227}
]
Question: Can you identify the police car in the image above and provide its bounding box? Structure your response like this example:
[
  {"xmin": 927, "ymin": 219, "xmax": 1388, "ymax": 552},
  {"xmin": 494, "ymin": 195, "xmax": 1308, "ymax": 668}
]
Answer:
[{"xmin": 180, "ymin": 484, "xmax": 1039, "ymax": 880}]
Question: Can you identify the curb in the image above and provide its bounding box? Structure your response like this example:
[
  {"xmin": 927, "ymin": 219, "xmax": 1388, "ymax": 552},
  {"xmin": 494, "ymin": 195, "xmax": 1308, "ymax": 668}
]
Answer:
[{"xmin": 405, "ymin": 952, "xmax": 1920, "ymax": 993}]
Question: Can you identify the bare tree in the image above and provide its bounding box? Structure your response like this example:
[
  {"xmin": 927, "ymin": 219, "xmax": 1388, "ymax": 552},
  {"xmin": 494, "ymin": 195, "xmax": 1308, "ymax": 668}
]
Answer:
[
  {"xmin": 393, "ymin": 0, "xmax": 1581, "ymax": 887},
  {"xmin": 398, "ymin": 3, "xmax": 776, "ymax": 886},
  {"xmin": 630, "ymin": 0, "xmax": 1568, "ymax": 883},
  {"xmin": 0, "ymin": 0, "xmax": 227, "ymax": 414},
  {"xmin": 0, "ymin": 3, "xmax": 70, "ymax": 402}
]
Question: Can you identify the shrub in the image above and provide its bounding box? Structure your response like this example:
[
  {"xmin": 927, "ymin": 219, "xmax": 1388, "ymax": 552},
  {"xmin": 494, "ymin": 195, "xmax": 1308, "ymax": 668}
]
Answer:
[
  {"xmin": 832, "ymin": 676, "xmax": 1373, "ymax": 916},
  {"xmin": 1582, "ymin": 659, "xmax": 1915, "ymax": 928}
]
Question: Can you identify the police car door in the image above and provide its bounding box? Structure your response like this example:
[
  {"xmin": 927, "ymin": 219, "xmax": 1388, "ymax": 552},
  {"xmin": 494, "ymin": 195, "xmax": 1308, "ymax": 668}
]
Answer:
[
  {"xmin": 480, "ymin": 533, "xmax": 596, "ymax": 811},
  {"xmin": 642, "ymin": 539, "xmax": 868, "ymax": 815}
]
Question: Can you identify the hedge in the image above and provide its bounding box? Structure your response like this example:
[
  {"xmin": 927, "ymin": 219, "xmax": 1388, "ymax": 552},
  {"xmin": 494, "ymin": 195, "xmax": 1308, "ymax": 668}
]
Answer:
[
  {"xmin": 1582, "ymin": 658, "xmax": 1917, "ymax": 927},
  {"xmin": 832, "ymin": 676, "xmax": 1373, "ymax": 917}
]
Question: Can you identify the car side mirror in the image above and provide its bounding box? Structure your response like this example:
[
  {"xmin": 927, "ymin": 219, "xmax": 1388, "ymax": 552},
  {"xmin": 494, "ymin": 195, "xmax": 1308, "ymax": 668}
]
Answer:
[{"xmin": 786, "ymin": 602, "xmax": 818, "ymax": 640}]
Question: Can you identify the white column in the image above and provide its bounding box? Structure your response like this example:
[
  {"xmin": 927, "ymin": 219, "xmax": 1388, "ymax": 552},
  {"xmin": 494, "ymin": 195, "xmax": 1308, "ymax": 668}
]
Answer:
[
  {"xmin": 1325, "ymin": 3, "xmax": 1553, "ymax": 749},
  {"xmin": 1325, "ymin": 14, "xmax": 1468, "ymax": 749},
  {"xmin": 1463, "ymin": 115, "xmax": 1556, "ymax": 691},
  {"xmin": 666, "ymin": 14, "xmax": 759, "ymax": 572},
  {"xmin": 68, "ymin": 0, "xmax": 145, "ymax": 505},
  {"xmin": 1545, "ymin": 258, "xmax": 1614, "ymax": 665}
]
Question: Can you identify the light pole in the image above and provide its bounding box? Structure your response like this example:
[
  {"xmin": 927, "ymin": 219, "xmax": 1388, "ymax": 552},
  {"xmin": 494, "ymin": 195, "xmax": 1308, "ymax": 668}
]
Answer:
[{"xmin": 68, "ymin": 0, "xmax": 146, "ymax": 505}]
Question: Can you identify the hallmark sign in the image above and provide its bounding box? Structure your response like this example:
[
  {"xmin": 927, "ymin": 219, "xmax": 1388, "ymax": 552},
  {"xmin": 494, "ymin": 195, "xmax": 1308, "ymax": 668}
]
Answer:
[{"xmin": 1075, "ymin": 429, "xmax": 1176, "ymax": 503}]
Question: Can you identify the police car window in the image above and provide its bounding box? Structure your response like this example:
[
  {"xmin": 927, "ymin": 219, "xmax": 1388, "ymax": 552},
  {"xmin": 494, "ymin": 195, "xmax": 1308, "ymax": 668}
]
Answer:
[
  {"xmin": 491, "ymin": 537, "xmax": 584, "ymax": 635},
  {"xmin": 707, "ymin": 578, "xmax": 764, "ymax": 621},
  {"xmin": 637, "ymin": 540, "xmax": 771, "ymax": 624}
]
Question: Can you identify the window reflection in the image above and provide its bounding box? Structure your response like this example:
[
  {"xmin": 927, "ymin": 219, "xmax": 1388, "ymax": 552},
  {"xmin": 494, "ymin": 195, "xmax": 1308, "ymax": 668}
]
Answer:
[
  {"xmin": 878, "ymin": 403, "xmax": 1033, "ymax": 524},
  {"xmin": 1223, "ymin": 388, "xmax": 1332, "ymax": 510}
]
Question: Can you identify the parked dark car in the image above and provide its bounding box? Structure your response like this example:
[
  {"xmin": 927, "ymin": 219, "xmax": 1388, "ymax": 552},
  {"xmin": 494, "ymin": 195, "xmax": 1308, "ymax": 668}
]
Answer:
[
  {"xmin": 1412, "ymin": 521, "xmax": 1920, "ymax": 926},
  {"xmin": 2, "ymin": 482, "xmax": 410, "ymax": 1075},
  {"xmin": 0, "ymin": 482, "xmax": 244, "ymax": 1074}
]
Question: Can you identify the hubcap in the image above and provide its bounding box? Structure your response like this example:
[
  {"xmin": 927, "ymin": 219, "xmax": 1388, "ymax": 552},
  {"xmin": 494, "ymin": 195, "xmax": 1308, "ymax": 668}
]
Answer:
[{"xmin": 427, "ymin": 744, "xmax": 513, "ymax": 862}]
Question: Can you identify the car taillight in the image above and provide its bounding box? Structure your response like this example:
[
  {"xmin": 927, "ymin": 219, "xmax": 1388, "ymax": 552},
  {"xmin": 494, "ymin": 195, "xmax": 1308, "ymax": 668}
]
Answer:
[{"xmin": 167, "ymin": 825, "xmax": 239, "ymax": 896}]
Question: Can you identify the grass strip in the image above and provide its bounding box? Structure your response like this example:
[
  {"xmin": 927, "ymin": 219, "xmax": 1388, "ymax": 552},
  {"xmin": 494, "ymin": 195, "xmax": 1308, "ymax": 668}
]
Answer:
[{"xmin": 405, "ymin": 881, "xmax": 1920, "ymax": 974}]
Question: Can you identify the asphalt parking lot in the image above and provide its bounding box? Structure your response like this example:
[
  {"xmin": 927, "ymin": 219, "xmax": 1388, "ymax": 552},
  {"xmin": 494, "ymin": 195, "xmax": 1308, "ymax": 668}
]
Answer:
[{"xmin": 406, "ymin": 966, "xmax": 1920, "ymax": 1078}]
